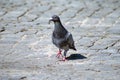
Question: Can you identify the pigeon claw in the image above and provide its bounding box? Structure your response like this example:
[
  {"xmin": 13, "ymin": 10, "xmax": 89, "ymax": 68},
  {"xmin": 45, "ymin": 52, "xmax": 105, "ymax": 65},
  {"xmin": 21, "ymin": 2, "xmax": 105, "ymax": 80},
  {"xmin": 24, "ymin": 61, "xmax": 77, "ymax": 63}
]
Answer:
[{"xmin": 59, "ymin": 57, "xmax": 67, "ymax": 61}]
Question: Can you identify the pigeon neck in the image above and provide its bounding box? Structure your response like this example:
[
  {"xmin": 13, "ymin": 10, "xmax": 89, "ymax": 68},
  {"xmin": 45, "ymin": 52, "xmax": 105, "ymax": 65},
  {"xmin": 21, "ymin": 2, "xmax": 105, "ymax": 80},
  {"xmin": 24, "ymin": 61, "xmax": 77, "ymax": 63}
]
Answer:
[{"xmin": 54, "ymin": 21, "xmax": 64, "ymax": 31}]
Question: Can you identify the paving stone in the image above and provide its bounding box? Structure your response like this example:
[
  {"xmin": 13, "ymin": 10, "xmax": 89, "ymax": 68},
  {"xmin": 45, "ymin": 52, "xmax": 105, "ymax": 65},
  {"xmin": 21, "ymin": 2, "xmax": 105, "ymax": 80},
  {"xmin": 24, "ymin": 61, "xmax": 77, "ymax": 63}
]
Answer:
[
  {"xmin": 107, "ymin": 34, "xmax": 120, "ymax": 40},
  {"xmin": 110, "ymin": 54, "xmax": 120, "ymax": 60},
  {"xmin": 3, "ymin": 11, "xmax": 25, "ymax": 20},
  {"xmin": 76, "ymin": 9, "xmax": 94, "ymax": 18},
  {"xmin": 107, "ymin": 26, "xmax": 120, "ymax": 34},
  {"xmin": 0, "ymin": 37, "xmax": 16, "ymax": 61},
  {"xmin": 0, "ymin": 11, "xmax": 6, "ymax": 17},
  {"xmin": 0, "ymin": 0, "xmax": 120, "ymax": 80},
  {"xmin": 69, "ymin": 0, "xmax": 85, "ymax": 9},
  {"xmin": 90, "ymin": 38, "xmax": 119, "ymax": 50},
  {"xmin": 84, "ymin": 0, "xmax": 100, "ymax": 10},
  {"xmin": 44, "ymin": 8, "xmax": 64, "ymax": 18},
  {"xmin": 92, "ymin": 7, "xmax": 113, "ymax": 18},
  {"xmin": 84, "ymin": 18, "xmax": 100, "ymax": 26},
  {"xmin": 87, "ymin": 31, "xmax": 106, "ymax": 37},
  {"xmin": 101, "ymin": 0, "xmax": 120, "ymax": 8},
  {"xmin": 49, "ymin": 0, "xmax": 69, "ymax": 6},
  {"xmin": 113, "ymin": 41, "xmax": 120, "ymax": 48},
  {"xmin": 78, "ymin": 37, "xmax": 99, "ymax": 47},
  {"xmin": 89, "ymin": 54, "xmax": 111, "ymax": 62},
  {"xmin": 98, "ymin": 48, "xmax": 118, "ymax": 54},
  {"xmin": 60, "ymin": 8, "xmax": 78, "ymax": 18},
  {"xmin": 106, "ymin": 8, "xmax": 120, "ymax": 18},
  {"xmin": 100, "ymin": 17, "xmax": 117, "ymax": 26},
  {"xmin": 19, "ymin": 13, "xmax": 38, "ymax": 22}
]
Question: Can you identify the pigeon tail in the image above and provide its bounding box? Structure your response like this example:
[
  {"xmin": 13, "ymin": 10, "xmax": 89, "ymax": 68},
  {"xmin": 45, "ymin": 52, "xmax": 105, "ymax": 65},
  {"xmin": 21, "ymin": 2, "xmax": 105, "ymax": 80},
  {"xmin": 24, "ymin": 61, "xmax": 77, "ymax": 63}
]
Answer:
[{"xmin": 70, "ymin": 46, "xmax": 77, "ymax": 51}]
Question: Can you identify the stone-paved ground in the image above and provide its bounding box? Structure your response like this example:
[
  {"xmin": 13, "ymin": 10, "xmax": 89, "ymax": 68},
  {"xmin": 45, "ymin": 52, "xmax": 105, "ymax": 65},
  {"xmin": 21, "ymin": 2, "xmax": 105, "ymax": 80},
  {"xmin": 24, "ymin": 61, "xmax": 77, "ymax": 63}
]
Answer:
[{"xmin": 0, "ymin": 0, "xmax": 120, "ymax": 80}]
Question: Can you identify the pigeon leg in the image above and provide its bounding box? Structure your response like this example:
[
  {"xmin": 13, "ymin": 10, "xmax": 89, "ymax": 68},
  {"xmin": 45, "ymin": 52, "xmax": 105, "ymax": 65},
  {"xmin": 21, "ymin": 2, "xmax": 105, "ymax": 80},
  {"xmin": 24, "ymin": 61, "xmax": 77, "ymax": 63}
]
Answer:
[
  {"xmin": 56, "ymin": 49, "xmax": 62, "ymax": 58},
  {"xmin": 61, "ymin": 50, "xmax": 68, "ymax": 61}
]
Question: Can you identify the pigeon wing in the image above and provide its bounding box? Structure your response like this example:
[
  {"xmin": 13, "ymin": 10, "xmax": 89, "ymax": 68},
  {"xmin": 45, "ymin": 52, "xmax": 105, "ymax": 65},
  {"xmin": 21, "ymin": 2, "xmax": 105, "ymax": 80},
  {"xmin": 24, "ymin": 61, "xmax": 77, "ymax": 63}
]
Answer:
[{"xmin": 66, "ymin": 32, "xmax": 76, "ymax": 50}]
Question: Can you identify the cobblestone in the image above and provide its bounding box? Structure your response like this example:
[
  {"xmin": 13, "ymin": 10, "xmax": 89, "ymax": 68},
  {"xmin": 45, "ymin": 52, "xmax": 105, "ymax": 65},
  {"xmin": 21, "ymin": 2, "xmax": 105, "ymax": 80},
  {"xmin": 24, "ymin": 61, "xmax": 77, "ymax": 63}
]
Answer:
[{"xmin": 0, "ymin": 0, "xmax": 120, "ymax": 80}]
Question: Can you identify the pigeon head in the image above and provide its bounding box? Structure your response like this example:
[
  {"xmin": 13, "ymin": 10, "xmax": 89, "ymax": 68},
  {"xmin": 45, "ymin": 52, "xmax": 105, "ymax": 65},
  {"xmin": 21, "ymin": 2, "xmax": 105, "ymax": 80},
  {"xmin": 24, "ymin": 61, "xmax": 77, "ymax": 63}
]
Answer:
[{"xmin": 49, "ymin": 15, "xmax": 60, "ymax": 24}]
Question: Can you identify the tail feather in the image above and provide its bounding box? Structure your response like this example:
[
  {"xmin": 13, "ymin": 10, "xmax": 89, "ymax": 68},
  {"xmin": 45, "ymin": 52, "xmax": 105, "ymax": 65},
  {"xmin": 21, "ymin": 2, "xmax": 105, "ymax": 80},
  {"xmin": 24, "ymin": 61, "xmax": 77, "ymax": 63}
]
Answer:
[{"xmin": 70, "ymin": 46, "xmax": 77, "ymax": 51}]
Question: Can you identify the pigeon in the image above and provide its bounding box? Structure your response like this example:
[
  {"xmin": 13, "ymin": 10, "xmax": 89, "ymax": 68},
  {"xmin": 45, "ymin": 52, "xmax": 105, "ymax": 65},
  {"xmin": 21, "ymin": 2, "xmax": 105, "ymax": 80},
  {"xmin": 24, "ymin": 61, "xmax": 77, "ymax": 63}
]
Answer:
[{"xmin": 49, "ymin": 15, "xmax": 76, "ymax": 61}]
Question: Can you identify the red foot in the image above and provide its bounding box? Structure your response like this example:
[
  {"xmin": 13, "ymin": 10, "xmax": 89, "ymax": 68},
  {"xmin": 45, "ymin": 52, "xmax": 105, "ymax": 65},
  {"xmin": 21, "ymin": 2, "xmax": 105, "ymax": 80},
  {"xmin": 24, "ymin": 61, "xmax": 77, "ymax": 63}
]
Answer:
[
  {"xmin": 59, "ymin": 57, "xmax": 67, "ymax": 61},
  {"xmin": 56, "ymin": 50, "xmax": 62, "ymax": 58}
]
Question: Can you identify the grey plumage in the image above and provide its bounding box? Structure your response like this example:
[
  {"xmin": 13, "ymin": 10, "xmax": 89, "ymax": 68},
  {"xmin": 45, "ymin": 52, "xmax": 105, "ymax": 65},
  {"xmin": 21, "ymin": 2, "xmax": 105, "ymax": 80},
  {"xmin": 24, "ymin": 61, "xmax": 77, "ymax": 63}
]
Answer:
[{"xmin": 49, "ymin": 15, "xmax": 76, "ymax": 59}]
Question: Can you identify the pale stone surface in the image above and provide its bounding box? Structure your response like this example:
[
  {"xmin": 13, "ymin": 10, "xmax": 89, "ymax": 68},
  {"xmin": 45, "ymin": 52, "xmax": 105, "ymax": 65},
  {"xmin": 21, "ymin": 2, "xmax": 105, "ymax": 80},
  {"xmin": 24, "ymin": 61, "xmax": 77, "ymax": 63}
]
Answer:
[{"xmin": 0, "ymin": 0, "xmax": 120, "ymax": 80}]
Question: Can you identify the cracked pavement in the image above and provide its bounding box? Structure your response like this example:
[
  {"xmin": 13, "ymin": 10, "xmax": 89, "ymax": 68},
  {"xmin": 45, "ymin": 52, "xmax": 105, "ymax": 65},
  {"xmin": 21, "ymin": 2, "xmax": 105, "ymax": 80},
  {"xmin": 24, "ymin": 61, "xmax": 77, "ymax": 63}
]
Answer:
[{"xmin": 0, "ymin": 0, "xmax": 120, "ymax": 80}]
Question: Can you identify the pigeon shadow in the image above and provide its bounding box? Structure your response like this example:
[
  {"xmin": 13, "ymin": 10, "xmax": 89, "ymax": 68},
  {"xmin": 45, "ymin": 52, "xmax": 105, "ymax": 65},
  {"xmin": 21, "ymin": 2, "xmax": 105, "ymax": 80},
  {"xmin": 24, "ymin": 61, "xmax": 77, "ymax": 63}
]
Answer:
[{"xmin": 66, "ymin": 54, "xmax": 87, "ymax": 60}]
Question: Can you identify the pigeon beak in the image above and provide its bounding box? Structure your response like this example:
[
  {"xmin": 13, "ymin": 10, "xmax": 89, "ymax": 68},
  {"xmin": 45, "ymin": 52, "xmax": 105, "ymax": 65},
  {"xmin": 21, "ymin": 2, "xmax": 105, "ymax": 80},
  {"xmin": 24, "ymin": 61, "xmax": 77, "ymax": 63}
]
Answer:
[{"xmin": 49, "ymin": 18, "xmax": 53, "ymax": 24}]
